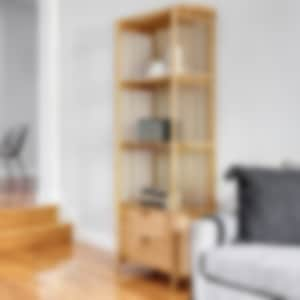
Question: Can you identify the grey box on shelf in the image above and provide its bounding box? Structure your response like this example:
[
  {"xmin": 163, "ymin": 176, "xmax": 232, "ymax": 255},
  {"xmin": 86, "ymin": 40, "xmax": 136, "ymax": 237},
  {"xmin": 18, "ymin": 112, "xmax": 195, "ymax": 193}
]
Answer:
[
  {"xmin": 139, "ymin": 187, "xmax": 167, "ymax": 209},
  {"xmin": 138, "ymin": 118, "xmax": 170, "ymax": 142}
]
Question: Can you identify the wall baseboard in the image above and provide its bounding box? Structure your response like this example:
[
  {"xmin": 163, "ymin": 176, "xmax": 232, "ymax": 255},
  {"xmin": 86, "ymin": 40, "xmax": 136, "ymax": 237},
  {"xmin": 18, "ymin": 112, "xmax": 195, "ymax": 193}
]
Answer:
[{"xmin": 76, "ymin": 229, "xmax": 115, "ymax": 252}]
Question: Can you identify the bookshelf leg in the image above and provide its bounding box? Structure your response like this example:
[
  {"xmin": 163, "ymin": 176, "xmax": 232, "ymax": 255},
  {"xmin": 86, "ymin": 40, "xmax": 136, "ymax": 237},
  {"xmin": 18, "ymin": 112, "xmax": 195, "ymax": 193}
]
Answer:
[{"xmin": 170, "ymin": 274, "xmax": 180, "ymax": 290}]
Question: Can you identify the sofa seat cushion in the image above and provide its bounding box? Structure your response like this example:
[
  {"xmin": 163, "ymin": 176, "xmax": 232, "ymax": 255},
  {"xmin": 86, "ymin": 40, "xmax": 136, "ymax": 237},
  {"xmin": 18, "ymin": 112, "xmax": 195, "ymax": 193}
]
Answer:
[{"xmin": 204, "ymin": 244, "xmax": 300, "ymax": 299}]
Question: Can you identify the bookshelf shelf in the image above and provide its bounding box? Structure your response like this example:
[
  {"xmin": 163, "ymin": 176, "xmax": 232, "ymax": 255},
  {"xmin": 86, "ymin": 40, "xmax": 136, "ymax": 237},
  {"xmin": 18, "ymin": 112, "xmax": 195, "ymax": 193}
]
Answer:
[
  {"xmin": 121, "ymin": 141, "xmax": 169, "ymax": 151},
  {"xmin": 121, "ymin": 140, "xmax": 212, "ymax": 153},
  {"xmin": 121, "ymin": 74, "xmax": 211, "ymax": 90}
]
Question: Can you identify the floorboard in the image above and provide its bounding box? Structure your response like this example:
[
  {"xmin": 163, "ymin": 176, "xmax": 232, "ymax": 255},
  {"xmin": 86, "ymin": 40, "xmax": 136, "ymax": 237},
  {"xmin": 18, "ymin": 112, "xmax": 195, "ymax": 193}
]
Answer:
[{"xmin": 0, "ymin": 243, "xmax": 189, "ymax": 300}]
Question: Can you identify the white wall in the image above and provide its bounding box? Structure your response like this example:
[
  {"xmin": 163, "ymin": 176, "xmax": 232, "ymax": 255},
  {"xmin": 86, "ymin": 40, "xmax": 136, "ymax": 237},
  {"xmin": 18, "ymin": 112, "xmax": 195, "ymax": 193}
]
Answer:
[
  {"xmin": 37, "ymin": 0, "xmax": 61, "ymax": 204},
  {"xmin": 0, "ymin": 1, "xmax": 5, "ymax": 132},
  {"xmin": 213, "ymin": 0, "xmax": 300, "ymax": 209},
  {"xmin": 0, "ymin": 0, "xmax": 38, "ymax": 177},
  {"xmin": 58, "ymin": 0, "xmax": 300, "ymax": 249}
]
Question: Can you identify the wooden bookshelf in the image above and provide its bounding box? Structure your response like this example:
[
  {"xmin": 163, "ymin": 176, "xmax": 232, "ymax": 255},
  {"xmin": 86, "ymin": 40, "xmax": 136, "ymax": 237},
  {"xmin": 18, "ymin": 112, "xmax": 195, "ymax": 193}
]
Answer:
[{"xmin": 114, "ymin": 4, "xmax": 216, "ymax": 285}]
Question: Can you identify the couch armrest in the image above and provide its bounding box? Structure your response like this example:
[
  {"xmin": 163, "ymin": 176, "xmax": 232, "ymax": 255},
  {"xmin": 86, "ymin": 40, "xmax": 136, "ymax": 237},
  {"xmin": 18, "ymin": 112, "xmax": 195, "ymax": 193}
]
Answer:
[
  {"xmin": 218, "ymin": 213, "xmax": 239, "ymax": 244},
  {"xmin": 191, "ymin": 213, "xmax": 238, "ymax": 262},
  {"xmin": 191, "ymin": 214, "xmax": 238, "ymax": 300},
  {"xmin": 191, "ymin": 217, "xmax": 221, "ymax": 299},
  {"xmin": 191, "ymin": 218, "xmax": 219, "ymax": 265}
]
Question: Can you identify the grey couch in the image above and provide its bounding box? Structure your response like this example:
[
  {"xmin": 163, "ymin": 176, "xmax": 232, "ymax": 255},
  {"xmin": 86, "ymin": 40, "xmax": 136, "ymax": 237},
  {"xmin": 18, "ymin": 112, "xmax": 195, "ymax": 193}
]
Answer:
[{"xmin": 191, "ymin": 213, "xmax": 300, "ymax": 300}]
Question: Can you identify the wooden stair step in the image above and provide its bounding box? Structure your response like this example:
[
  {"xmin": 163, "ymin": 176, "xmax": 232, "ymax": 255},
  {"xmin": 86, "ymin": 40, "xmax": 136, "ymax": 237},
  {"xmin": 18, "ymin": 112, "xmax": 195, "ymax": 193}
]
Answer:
[
  {"xmin": 0, "ymin": 205, "xmax": 58, "ymax": 231},
  {"xmin": 0, "ymin": 223, "xmax": 72, "ymax": 253}
]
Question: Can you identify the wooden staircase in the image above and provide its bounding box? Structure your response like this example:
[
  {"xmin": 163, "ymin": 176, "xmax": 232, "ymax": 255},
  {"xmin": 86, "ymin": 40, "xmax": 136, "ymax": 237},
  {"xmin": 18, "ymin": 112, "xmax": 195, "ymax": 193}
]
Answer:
[{"xmin": 0, "ymin": 205, "xmax": 72, "ymax": 253}]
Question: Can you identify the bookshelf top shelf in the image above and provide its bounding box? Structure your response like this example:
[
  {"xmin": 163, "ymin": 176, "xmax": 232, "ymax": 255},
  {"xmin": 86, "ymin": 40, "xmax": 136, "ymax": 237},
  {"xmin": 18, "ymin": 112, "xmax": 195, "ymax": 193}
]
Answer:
[
  {"xmin": 118, "ymin": 5, "xmax": 216, "ymax": 33},
  {"xmin": 121, "ymin": 74, "xmax": 211, "ymax": 89}
]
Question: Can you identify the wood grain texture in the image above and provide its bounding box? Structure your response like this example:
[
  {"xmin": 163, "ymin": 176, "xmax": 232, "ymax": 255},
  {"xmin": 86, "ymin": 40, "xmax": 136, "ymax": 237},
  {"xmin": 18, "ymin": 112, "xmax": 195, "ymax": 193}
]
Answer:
[
  {"xmin": 207, "ymin": 15, "xmax": 217, "ymax": 207},
  {"xmin": 0, "ymin": 223, "xmax": 72, "ymax": 253},
  {"xmin": 0, "ymin": 205, "xmax": 72, "ymax": 253},
  {"xmin": 114, "ymin": 21, "xmax": 125, "ymax": 264},
  {"xmin": 0, "ymin": 205, "xmax": 58, "ymax": 230},
  {"xmin": 0, "ymin": 243, "xmax": 189, "ymax": 300}
]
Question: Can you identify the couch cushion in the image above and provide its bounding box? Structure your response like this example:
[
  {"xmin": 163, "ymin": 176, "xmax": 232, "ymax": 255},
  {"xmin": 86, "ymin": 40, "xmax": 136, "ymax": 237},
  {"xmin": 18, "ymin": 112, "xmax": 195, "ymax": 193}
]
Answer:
[
  {"xmin": 227, "ymin": 166, "xmax": 300, "ymax": 244},
  {"xmin": 204, "ymin": 244, "xmax": 300, "ymax": 299}
]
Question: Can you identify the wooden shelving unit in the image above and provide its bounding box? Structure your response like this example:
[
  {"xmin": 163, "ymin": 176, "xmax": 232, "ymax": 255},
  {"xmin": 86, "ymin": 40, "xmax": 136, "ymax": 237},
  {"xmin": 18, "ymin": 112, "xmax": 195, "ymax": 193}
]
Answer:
[{"xmin": 114, "ymin": 4, "xmax": 216, "ymax": 284}]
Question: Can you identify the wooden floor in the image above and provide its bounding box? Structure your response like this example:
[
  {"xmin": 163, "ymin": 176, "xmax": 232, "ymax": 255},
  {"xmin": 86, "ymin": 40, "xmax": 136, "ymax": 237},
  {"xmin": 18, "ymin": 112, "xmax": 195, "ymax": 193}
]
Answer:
[{"xmin": 0, "ymin": 243, "xmax": 189, "ymax": 300}]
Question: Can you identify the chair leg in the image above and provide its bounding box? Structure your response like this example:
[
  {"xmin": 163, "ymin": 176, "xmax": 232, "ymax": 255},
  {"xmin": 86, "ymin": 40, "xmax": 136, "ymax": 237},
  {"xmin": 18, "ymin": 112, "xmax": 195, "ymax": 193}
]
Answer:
[{"xmin": 16, "ymin": 156, "xmax": 26, "ymax": 179}]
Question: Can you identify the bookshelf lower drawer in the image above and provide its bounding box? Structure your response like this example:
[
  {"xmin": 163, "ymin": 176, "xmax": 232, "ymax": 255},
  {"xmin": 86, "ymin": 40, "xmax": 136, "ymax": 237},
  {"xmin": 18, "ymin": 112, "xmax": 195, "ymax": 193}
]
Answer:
[
  {"xmin": 120, "ymin": 204, "xmax": 191, "ymax": 277},
  {"xmin": 123, "ymin": 229, "xmax": 173, "ymax": 273}
]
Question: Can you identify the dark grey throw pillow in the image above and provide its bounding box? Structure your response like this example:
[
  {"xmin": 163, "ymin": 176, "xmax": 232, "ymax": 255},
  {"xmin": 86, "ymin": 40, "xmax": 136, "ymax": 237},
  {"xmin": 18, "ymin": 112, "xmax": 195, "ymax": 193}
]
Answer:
[{"xmin": 227, "ymin": 166, "xmax": 300, "ymax": 244}]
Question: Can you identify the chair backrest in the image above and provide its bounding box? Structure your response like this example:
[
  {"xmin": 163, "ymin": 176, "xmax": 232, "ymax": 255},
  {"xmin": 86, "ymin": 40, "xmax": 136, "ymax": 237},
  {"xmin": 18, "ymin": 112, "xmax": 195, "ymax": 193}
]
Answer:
[{"xmin": 0, "ymin": 125, "xmax": 29, "ymax": 158}]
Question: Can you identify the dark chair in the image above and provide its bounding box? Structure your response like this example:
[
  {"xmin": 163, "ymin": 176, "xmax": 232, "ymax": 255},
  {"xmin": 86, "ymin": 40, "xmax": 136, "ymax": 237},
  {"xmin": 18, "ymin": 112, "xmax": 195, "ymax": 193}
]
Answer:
[{"xmin": 0, "ymin": 125, "xmax": 29, "ymax": 178}]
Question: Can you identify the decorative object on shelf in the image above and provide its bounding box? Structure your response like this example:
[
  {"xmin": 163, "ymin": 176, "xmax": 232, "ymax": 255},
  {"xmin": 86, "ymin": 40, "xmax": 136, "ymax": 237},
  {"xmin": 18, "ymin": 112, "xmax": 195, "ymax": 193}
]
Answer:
[
  {"xmin": 146, "ymin": 59, "xmax": 167, "ymax": 78},
  {"xmin": 139, "ymin": 187, "xmax": 167, "ymax": 208},
  {"xmin": 138, "ymin": 118, "xmax": 170, "ymax": 142}
]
